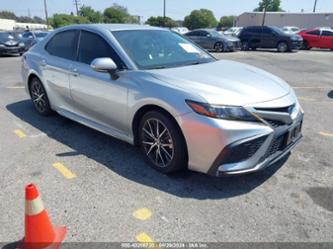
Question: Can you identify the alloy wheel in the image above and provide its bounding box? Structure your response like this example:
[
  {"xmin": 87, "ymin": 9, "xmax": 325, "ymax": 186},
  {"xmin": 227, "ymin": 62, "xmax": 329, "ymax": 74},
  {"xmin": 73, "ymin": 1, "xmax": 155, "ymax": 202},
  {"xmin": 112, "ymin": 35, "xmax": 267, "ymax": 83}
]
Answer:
[
  {"xmin": 30, "ymin": 80, "xmax": 48, "ymax": 113},
  {"xmin": 214, "ymin": 42, "xmax": 224, "ymax": 52},
  {"xmin": 141, "ymin": 118, "xmax": 174, "ymax": 168},
  {"xmin": 278, "ymin": 42, "xmax": 288, "ymax": 52}
]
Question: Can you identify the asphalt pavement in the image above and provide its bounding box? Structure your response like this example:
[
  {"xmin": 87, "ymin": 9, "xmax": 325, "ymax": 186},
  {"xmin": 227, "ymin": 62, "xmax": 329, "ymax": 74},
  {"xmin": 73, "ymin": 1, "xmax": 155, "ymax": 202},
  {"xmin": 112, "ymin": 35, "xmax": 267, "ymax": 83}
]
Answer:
[{"xmin": 0, "ymin": 50, "xmax": 332, "ymax": 245}]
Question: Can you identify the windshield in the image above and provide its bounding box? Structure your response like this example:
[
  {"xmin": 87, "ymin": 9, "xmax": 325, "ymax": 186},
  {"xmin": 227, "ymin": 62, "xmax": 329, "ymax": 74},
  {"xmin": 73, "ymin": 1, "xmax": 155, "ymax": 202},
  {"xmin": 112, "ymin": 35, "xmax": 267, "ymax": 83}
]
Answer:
[
  {"xmin": 270, "ymin": 26, "xmax": 285, "ymax": 34},
  {"xmin": 112, "ymin": 30, "xmax": 215, "ymax": 70},
  {"xmin": 0, "ymin": 32, "xmax": 15, "ymax": 40}
]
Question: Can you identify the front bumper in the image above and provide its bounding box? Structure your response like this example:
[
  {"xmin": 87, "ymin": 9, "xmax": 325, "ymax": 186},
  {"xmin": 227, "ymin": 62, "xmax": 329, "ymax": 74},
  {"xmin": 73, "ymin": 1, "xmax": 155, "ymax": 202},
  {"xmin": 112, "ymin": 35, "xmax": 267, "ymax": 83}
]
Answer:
[
  {"xmin": 226, "ymin": 41, "xmax": 241, "ymax": 51},
  {"xmin": 178, "ymin": 94, "xmax": 304, "ymax": 176},
  {"xmin": 290, "ymin": 41, "xmax": 303, "ymax": 50},
  {"xmin": 0, "ymin": 46, "xmax": 25, "ymax": 54}
]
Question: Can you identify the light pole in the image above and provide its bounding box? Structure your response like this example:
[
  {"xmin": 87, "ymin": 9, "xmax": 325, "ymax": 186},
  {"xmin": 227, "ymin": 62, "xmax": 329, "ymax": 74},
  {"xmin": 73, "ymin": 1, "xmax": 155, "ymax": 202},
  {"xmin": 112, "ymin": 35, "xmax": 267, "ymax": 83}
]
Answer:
[
  {"xmin": 313, "ymin": 0, "xmax": 318, "ymax": 12},
  {"xmin": 43, "ymin": 0, "xmax": 49, "ymax": 29}
]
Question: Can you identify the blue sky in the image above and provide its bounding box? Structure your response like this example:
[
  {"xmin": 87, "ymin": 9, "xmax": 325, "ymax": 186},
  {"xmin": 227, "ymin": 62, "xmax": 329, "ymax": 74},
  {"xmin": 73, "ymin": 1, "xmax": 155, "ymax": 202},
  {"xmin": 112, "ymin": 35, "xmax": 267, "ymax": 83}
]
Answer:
[{"xmin": 1, "ymin": 0, "xmax": 333, "ymax": 21}]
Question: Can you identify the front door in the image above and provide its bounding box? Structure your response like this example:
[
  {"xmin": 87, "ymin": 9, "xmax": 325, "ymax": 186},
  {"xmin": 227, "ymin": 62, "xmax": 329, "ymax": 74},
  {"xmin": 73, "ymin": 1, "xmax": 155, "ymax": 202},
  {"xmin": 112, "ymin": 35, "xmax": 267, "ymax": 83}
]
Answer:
[{"xmin": 69, "ymin": 30, "xmax": 129, "ymax": 134}]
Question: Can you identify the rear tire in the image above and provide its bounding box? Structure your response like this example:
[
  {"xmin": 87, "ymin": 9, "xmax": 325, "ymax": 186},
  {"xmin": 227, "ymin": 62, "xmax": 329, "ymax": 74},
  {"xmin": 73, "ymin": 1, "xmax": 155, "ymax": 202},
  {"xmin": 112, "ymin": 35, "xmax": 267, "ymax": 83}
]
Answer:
[
  {"xmin": 277, "ymin": 41, "xmax": 289, "ymax": 53},
  {"xmin": 29, "ymin": 77, "xmax": 53, "ymax": 116},
  {"xmin": 302, "ymin": 41, "xmax": 311, "ymax": 50},
  {"xmin": 138, "ymin": 111, "xmax": 187, "ymax": 174}
]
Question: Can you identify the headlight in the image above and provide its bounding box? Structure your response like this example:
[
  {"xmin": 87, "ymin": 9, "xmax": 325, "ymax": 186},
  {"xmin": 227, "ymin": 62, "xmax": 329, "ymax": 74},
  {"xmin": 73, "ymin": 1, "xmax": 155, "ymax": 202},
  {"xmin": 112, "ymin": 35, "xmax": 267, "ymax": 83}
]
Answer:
[
  {"xmin": 19, "ymin": 42, "xmax": 25, "ymax": 47},
  {"xmin": 186, "ymin": 100, "xmax": 259, "ymax": 122},
  {"xmin": 227, "ymin": 41, "xmax": 233, "ymax": 46}
]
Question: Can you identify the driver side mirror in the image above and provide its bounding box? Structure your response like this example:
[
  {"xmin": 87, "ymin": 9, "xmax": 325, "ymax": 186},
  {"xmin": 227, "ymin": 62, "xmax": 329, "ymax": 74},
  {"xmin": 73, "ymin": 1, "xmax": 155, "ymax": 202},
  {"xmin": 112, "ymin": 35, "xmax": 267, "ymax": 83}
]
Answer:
[
  {"xmin": 206, "ymin": 34, "xmax": 212, "ymax": 38},
  {"xmin": 90, "ymin": 58, "xmax": 119, "ymax": 80}
]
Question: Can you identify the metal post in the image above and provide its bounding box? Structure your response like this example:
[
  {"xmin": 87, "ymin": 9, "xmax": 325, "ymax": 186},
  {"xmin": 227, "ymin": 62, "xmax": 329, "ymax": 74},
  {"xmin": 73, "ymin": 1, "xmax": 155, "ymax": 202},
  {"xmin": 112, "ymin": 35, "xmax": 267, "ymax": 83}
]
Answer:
[
  {"xmin": 43, "ymin": 0, "xmax": 49, "ymax": 29},
  {"xmin": 262, "ymin": 8, "xmax": 267, "ymax": 26},
  {"xmin": 313, "ymin": 0, "xmax": 318, "ymax": 12},
  {"xmin": 163, "ymin": 0, "xmax": 166, "ymax": 27}
]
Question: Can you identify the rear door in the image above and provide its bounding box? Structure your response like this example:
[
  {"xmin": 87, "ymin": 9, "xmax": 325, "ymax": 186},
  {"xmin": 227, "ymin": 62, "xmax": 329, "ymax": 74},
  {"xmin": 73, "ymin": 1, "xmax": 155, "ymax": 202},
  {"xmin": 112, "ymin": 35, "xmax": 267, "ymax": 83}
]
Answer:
[
  {"xmin": 320, "ymin": 30, "xmax": 333, "ymax": 49},
  {"xmin": 69, "ymin": 30, "xmax": 129, "ymax": 133},
  {"xmin": 43, "ymin": 30, "xmax": 79, "ymax": 108}
]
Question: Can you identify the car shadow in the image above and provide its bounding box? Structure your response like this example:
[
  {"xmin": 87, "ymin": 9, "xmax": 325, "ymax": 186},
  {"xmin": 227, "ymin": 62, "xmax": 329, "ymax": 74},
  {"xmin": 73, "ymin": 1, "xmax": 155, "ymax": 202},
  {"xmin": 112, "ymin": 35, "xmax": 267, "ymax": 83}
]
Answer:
[{"xmin": 6, "ymin": 100, "xmax": 289, "ymax": 200}]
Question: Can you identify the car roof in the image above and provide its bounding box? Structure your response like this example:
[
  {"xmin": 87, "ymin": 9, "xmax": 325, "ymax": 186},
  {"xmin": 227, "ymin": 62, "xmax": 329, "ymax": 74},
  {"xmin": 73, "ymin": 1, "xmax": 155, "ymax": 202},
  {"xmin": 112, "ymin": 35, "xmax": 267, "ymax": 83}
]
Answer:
[{"xmin": 57, "ymin": 24, "xmax": 166, "ymax": 32}]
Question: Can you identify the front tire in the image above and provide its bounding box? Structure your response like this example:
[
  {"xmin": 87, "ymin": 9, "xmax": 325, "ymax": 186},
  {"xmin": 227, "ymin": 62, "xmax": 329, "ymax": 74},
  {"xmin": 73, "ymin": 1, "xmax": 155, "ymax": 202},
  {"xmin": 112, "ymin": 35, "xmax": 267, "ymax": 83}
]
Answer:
[
  {"xmin": 214, "ymin": 42, "xmax": 224, "ymax": 52},
  {"xmin": 277, "ymin": 41, "xmax": 289, "ymax": 53},
  {"xmin": 29, "ymin": 77, "xmax": 53, "ymax": 116},
  {"xmin": 139, "ymin": 111, "xmax": 187, "ymax": 174}
]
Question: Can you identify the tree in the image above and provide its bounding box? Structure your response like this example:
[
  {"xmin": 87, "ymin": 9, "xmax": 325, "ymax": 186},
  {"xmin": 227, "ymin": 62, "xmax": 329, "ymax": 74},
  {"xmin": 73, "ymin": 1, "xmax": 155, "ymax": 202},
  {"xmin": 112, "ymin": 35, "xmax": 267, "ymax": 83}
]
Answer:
[
  {"xmin": 218, "ymin": 16, "xmax": 235, "ymax": 28},
  {"xmin": 103, "ymin": 4, "xmax": 138, "ymax": 24},
  {"xmin": 80, "ymin": 5, "xmax": 104, "ymax": 23},
  {"xmin": 49, "ymin": 14, "xmax": 90, "ymax": 28},
  {"xmin": 146, "ymin": 16, "xmax": 178, "ymax": 28},
  {"xmin": 0, "ymin": 11, "xmax": 17, "ymax": 20},
  {"xmin": 183, "ymin": 9, "xmax": 218, "ymax": 30},
  {"xmin": 254, "ymin": 0, "xmax": 284, "ymax": 12}
]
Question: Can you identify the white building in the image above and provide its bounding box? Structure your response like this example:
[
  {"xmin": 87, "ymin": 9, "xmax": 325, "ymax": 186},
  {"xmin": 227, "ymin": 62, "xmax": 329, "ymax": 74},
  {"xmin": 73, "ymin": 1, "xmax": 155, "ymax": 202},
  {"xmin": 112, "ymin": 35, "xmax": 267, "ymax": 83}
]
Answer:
[
  {"xmin": 0, "ymin": 18, "xmax": 47, "ymax": 31},
  {"xmin": 235, "ymin": 12, "xmax": 333, "ymax": 29}
]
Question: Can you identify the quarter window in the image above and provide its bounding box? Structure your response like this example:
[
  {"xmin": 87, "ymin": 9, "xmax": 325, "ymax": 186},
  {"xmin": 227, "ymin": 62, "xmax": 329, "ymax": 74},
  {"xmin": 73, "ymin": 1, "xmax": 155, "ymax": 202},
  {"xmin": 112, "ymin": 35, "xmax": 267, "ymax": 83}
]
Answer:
[
  {"xmin": 45, "ymin": 30, "xmax": 78, "ymax": 61},
  {"xmin": 77, "ymin": 31, "xmax": 123, "ymax": 68}
]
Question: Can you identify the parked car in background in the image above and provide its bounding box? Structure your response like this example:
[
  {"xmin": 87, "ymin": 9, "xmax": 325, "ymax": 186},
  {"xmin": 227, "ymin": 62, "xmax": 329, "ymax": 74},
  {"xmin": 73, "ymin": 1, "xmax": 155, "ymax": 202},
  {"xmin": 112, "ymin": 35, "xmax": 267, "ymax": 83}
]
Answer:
[
  {"xmin": 22, "ymin": 24, "xmax": 303, "ymax": 176},
  {"xmin": 299, "ymin": 28, "xmax": 333, "ymax": 50},
  {"xmin": 0, "ymin": 32, "xmax": 25, "ymax": 56},
  {"xmin": 282, "ymin": 26, "xmax": 301, "ymax": 35},
  {"xmin": 239, "ymin": 26, "xmax": 303, "ymax": 52},
  {"xmin": 21, "ymin": 31, "xmax": 50, "ymax": 50},
  {"xmin": 171, "ymin": 27, "xmax": 189, "ymax": 35},
  {"xmin": 224, "ymin": 27, "xmax": 243, "ymax": 37},
  {"xmin": 185, "ymin": 29, "xmax": 241, "ymax": 52}
]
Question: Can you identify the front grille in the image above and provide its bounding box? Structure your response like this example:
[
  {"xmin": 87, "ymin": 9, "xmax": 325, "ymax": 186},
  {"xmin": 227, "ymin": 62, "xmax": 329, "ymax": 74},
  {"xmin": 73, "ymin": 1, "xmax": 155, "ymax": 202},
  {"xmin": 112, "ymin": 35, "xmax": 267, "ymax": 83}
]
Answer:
[
  {"xmin": 266, "ymin": 119, "xmax": 286, "ymax": 128},
  {"xmin": 255, "ymin": 104, "xmax": 295, "ymax": 114},
  {"xmin": 265, "ymin": 134, "xmax": 286, "ymax": 158},
  {"xmin": 222, "ymin": 135, "xmax": 268, "ymax": 164}
]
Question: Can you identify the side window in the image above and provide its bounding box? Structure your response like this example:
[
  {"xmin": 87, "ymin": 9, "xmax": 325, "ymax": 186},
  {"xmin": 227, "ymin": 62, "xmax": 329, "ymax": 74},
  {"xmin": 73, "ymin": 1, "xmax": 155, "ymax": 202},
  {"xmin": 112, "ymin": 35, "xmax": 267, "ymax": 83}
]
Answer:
[
  {"xmin": 306, "ymin": 30, "xmax": 320, "ymax": 36},
  {"xmin": 200, "ymin": 31, "xmax": 209, "ymax": 37},
  {"xmin": 249, "ymin": 27, "xmax": 262, "ymax": 34},
  {"xmin": 45, "ymin": 30, "xmax": 78, "ymax": 61},
  {"xmin": 187, "ymin": 31, "xmax": 200, "ymax": 36},
  {"xmin": 78, "ymin": 31, "xmax": 123, "ymax": 68},
  {"xmin": 322, "ymin": 31, "xmax": 333, "ymax": 37}
]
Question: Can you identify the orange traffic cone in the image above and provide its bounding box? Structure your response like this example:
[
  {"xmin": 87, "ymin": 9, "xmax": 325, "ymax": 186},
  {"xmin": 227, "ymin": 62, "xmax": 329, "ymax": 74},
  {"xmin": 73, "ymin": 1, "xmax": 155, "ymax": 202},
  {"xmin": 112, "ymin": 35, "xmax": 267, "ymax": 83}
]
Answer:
[{"xmin": 17, "ymin": 183, "xmax": 66, "ymax": 249}]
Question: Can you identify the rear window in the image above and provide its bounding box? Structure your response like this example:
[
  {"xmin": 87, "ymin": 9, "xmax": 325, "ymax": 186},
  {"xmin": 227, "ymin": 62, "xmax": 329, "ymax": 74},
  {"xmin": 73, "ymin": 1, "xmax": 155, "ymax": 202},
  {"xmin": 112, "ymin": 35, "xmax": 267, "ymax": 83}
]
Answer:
[
  {"xmin": 45, "ymin": 30, "xmax": 78, "ymax": 61},
  {"xmin": 306, "ymin": 30, "xmax": 320, "ymax": 36}
]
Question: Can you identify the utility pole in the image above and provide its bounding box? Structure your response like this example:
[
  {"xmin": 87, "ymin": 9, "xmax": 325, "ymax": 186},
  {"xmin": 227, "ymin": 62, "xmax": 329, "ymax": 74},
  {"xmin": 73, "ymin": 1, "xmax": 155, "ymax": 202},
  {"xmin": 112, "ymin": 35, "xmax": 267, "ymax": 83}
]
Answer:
[
  {"xmin": 262, "ymin": 7, "xmax": 267, "ymax": 26},
  {"xmin": 163, "ymin": 0, "xmax": 166, "ymax": 27},
  {"xmin": 73, "ymin": 0, "xmax": 81, "ymax": 16},
  {"xmin": 43, "ymin": 0, "xmax": 49, "ymax": 28},
  {"xmin": 313, "ymin": 0, "xmax": 318, "ymax": 12}
]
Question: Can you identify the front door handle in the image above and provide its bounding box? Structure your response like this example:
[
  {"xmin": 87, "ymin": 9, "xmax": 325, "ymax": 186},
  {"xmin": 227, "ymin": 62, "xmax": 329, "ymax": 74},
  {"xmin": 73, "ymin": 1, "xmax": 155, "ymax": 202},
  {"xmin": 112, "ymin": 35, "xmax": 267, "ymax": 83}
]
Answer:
[
  {"xmin": 40, "ymin": 59, "xmax": 47, "ymax": 67},
  {"xmin": 71, "ymin": 68, "xmax": 79, "ymax": 77}
]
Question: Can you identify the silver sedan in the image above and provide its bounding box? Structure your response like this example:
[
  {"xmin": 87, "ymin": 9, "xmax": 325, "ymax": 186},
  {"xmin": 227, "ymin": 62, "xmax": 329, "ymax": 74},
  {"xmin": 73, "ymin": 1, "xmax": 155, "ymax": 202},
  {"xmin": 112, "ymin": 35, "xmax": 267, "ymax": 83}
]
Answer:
[{"xmin": 21, "ymin": 24, "xmax": 304, "ymax": 176}]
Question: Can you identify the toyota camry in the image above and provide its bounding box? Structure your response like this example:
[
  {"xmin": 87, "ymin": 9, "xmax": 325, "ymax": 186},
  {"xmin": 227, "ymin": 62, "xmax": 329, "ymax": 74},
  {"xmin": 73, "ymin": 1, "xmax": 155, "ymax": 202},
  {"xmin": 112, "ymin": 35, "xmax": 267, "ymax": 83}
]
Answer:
[{"xmin": 22, "ymin": 24, "xmax": 304, "ymax": 176}]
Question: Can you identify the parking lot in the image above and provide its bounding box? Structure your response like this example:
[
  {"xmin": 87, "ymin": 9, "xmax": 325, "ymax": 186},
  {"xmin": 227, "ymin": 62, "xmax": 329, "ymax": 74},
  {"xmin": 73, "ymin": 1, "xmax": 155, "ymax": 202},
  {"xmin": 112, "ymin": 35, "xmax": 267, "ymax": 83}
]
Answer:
[{"xmin": 0, "ymin": 50, "xmax": 332, "ymax": 245}]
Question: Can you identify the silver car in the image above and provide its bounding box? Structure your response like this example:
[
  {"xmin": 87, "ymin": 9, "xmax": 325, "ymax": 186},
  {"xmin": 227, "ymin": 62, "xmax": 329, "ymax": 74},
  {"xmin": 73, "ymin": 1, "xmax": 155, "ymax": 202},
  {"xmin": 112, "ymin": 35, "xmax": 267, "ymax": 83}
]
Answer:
[{"xmin": 22, "ymin": 24, "xmax": 304, "ymax": 176}]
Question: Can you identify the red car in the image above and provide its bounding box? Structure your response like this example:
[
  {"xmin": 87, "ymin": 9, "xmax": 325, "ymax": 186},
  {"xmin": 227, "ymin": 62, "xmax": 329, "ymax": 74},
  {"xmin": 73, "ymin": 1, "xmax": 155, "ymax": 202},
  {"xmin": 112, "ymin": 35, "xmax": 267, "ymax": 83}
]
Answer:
[{"xmin": 299, "ymin": 28, "xmax": 333, "ymax": 50}]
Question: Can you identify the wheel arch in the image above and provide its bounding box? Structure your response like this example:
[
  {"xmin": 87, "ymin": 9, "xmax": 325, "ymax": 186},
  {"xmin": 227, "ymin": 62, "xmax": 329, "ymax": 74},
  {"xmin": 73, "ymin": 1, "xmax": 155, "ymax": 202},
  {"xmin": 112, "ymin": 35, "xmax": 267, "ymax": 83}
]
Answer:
[{"xmin": 131, "ymin": 104, "xmax": 187, "ymax": 151}]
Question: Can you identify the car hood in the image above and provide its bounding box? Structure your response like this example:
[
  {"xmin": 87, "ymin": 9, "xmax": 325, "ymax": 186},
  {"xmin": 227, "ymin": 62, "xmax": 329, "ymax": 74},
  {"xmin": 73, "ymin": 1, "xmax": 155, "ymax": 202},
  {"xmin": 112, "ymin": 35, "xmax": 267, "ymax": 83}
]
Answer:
[{"xmin": 149, "ymin": 60, "xmax": 291, "ymax": 106}]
